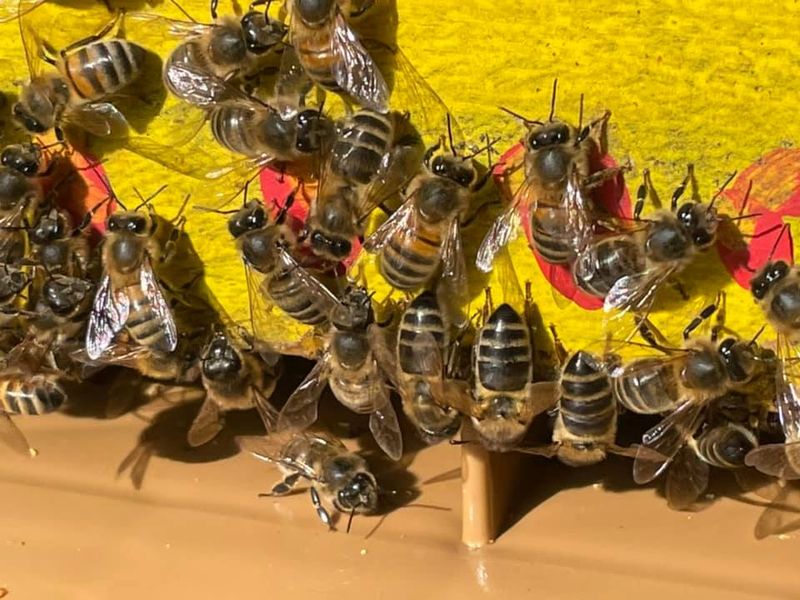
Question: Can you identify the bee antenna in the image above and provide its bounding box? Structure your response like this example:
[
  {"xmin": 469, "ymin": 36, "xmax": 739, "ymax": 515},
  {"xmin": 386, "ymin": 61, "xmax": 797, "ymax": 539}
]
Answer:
[
  {"xmin": 173, "ymin": 193, "xmax": 191, "ymax": 222},
  {"xmin": 548, "ymin": 78, "xmax": 558, "ymax": 122},
  {"xmin": 707, "ymin": 170, "xmax": 737, "ymax": 213},
  {"xmin": 446, "ymin": 114, "xmax": 456, "ymax": 156},
  {"xmin": 748, "ymin": 325, "xmax": 766, "ymax": 347},
  {"xmin": 738, "ymin": 179, "xmax": 754, "ymax": 218},
  {"xmin": 168, "ymin": 0, "xmax": 198, "ymax": 22},
  {"xmin": 498, "ymin": 106, "xmax": 543, "ymax": 128},
  {"xmin": 346, "ymin": 507, "xmax": 356, "ymax": 534},
  {"xmin": 768, "ymin": 223, "xmax": 792, "ymax": 263},
  {"xmin": 577, "ymin": 93, "xmax": 584, "ymax": 132},
  {"xmin": 193, "ymin": 205, "xmax": 239, "ymax": 215},
  {"xmin": 133, "ymin": 184, "xmax": 168, "ymax": 212}
]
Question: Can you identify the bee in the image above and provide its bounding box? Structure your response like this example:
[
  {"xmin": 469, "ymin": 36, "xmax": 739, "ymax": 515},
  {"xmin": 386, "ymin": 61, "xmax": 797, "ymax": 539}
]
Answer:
[
  {"xmin": 744, "ymin": 236, "xmax": 800, "ymax": 480},
  {"xmin": 369, "ymin": 290, "xmax": 463, "ymax": 444},
  {"xmin": 286, "ymin": 0, "xmax": 389, "ymax": 111},
  {"xmin": 27, "ymin": 206, "xmax": 92, "ymax": 277},
  {"xmin": 0, "ymin": 165, "xmax": 42, "ymax": 263},
  {"xmin": 306, "ymin": 108, "xmax": 423, "ymax": 262},
  {"xmin": 1, "ymin": 140, "xmax": 64, "ymax": 178},
  {"xmin": 156, "ymin": 7, "xmax": 287, "ymax": 107},
  {"xmin": 13, "ymin": 12, "xmax": 147, "ymax": 140},
  {"xmin": 187, "ymin": 329, "xmax": 282, "ymax": 447},
  {"xmin": 239, "ymin": 389, "xmax": 378, "ymax": 531},
  {"xmin": 85, "ymin": 193, "xmax": 178, "ymax": 360},
  {"xmin": 277, "ymin": 286, "xmax": 403, "ymax": 460},
  {"xmin": 364, "ymin": 118, "xmax": 496, "ymax": 293},
  {"xmin": 476, "ymin": 81, "xmax": 619, "ymax": 272},
  {"xmin": 672, "ymin": 420, "xmax": 761, "ymax": 510},
  {"xmin": 601, "ymin": 167, "xmax": 743, "ymax": 327},
  {"xmin": 629, "ymin": 299, "xmax": 775, "ymax": 486}
]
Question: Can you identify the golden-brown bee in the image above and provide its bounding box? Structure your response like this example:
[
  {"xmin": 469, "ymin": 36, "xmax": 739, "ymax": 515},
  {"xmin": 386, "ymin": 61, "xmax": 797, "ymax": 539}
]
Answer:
[
  {"xmin": 85, "ymin": 196, "xmax": 178, "ymax": 360},
  {"xmin": 277, "ymin": 286, "xmax": 403, "ymax": 460},
  {"xmin": 287, "ymin": 0, "xmax": 389, "ymax": 111},
  {"xmin": 369, "ymin": 290, "xmax": 463, "ymax": 444},
  {"xmin": 629, "ymin": 302, "xmax": 775, "ymax": 486},
  {"xmin": 187, "ymin": 329, "xmax": 282, "ymax": 447},
  {"xmin": 13, "ymin": 13, "xmax": 147, "ymax": 140},
  {"xmin": 364, "ymin": 121, "xmax": 495, "ymax": 294},
  {"xmin": 306, "ymin": 108, "xmax": 423, "ymax": 262},
  {"xmin": 477, "ymin": 82, "xmax": 618, "ymax": 272},
  {"xmin": 744, "ymin": 244, "xmax": 800, "ymax": 480}
]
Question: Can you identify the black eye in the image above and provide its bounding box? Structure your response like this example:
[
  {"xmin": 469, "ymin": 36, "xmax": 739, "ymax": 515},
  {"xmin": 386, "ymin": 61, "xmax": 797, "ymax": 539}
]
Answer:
[
  {"xmin": 457, "ymin": 170, "xmax": 474, "ymax": 186},
  {"xmin": 131, "ymin": 219, "xmax": 146, "ymax": 234},
  {"xmin": 108, "ymin": 219, "xmax": 118, "ymax": 232},
  {"xmin": 248, "ymin": 208, "xmax": 266, "ymax": 229},
  {"xmin": 334, "ymin": 239, "xmax": 351, "ymax": 257},
  {"xmin": 693, "ymin": 231, "xmax": 712, "ymax": 246}
]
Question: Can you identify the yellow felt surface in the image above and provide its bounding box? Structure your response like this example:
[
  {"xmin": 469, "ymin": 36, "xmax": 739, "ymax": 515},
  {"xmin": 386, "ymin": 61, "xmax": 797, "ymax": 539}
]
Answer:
[{"xmin": 1, "ymin": 0, "xmax": 799, "ymax": 348}]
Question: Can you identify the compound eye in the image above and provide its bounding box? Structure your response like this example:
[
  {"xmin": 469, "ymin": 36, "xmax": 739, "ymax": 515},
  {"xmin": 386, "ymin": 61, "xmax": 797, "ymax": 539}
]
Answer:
[
  {"xmin": 132, "ymin": 219, "xmax": 146, "ymax": 234},
  {"xmin": 333, "ymin": 239, "xmax": 351, "ymax": 257},
  {"xmin": 107, "ymin": 219, "xmax": 118, "ymax": 232}
]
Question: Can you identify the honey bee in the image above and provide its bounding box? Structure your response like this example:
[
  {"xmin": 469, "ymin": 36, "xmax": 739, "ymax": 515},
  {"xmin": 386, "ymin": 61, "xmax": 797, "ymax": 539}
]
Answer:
[
  {"xmin": 629, "ymin": 299, "xmax": 775, "ymax": 486},
  {"xmin": 277, "ymin": 286, "xmax": 403, "ymax": 460},
  {"xmin": 27, "ymin": 206, "xmax": 92, "ymax": 277},
  {"xmin": 286, "ymin": 0, "xmax": 390, "ymax": 111},
  {"xmin": 187, "ymin": 329, "xmax": 282, "ymax": 447},
  {"xmin": 85, "ymin": 193, "xmax": 179, "ymax": 360},
  {"xmin": 602, "ymin": 167, "xmax": 740, "ymax": 328},
  {"xmin": 364, "ymin": 119, "xmax": 496, "ymax": 294},
  {"xmin": 306, "ymin": 108, "xmax": 424, "ymax": 262},
  {"xmin": 1, "ymin": 140, "xmax": 64, "ymax": 178},
  {"xmin": 476, "ymin": 82, "xmax": 619, "ymax": 272},
  {"xmin": 239, "ymin": 388, "xmax": 379, "ymax": 531},
  {"xmin": 744, "ymin": 237, "xmax": 800, "ymax": 480},
  {"xmin": 13, "ymin": 12, "xmax": 147, "ymax": 140},
  {"xmin": 0, "ymin": 164, "xmax": 42, "ymax": 263},
  {"xmin": 369, "ymin": 290, "xmax": 463, "ymax": 444}
]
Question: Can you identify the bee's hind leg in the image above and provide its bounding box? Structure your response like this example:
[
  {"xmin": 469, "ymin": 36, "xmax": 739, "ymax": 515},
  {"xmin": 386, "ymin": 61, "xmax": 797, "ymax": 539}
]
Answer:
[{"xmin": 259, "ymin": 472, "xmax": 303, "ymax": 497}]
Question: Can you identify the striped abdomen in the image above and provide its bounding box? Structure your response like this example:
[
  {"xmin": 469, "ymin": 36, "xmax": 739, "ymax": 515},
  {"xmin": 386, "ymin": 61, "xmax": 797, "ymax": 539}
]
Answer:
[
  {"xmin": 329, "ymin": 362, "xmax": 382, "ymax": 414},
  {"xmin": 330, "ymin": 111, "xmax": 393, "ymax": 185},
  {"xmin": 612, "ymin": 358, "xmax": 681, "ymax": 414},
  {"xmin": 61, "ymin": 40, "xmax": 146, "ymax": 100},
  {"xmin": 211, "ymin": 104, "xmax": 263, "ymax": 156},
  {"xmin": 573, "ymin": 236, "xmax": 645, "ymax": 298},
  {"xmin": 125, "ymin": 284, "xmax": 172, "ymax": 352},
  {"xmin": 265, "ymin": 267, "xmax": 333, "ymax": 326},
  {"xmin": 695, "ymin": 423, "xmax": 758, "ymax": 469},
  {"xmin": 475, "ymin": 304, "xmax": 532, "ymax": 393},
  {"xmin": 0, "ymin": 374, "xmax": 66, "ymax": 415},
  {"xmin": 295, "ymin": 26, "xmax": 341, "ymax": 92},
  {"xmin": 398, "ymin": 291, "xmax": 447, "ymax": 376},
  {"xmin": 379, "ymin": 216, "xmax": 443, "ymax": 291},
  {"xmin": 530, "ymin": 207, "xmax": 574, "ymax": 264},
  {"xmin": 558, "ymin": 351, "xmax": 615, "ymax": 438}
]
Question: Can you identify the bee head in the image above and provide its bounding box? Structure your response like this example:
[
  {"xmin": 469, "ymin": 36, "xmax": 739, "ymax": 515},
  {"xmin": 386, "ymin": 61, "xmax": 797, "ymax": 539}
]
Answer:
[
  {"xmin": 526, "ymin": 122, "xmax": 575, "ymax": 184},
  {"xmin": 107, "ymin": 212, "xmax": 152, "ymax": 236},
  {"xmin": 30, "ymin": 208, "xmax": 69, "ymax": 245},
  {"xmin": 208, "ymin": 22, "xmax": 247, "ymax": 66},
  {"xmin": 202, "ymin": 331, "xmax": 243, "ymax": 380},
  {"xmin": 295, "ymin": 0, "xmax": 335, "ymax": 25},
  {"xmin": 750, "ymin": 260, "xmax": 789, "ymax": 300},
  {"xmin": 295, "ymin": 109, "xmax": 334, "ymax": 154},
  {"xmin": 228, "ymin": 201, "xmax": 267, "ymax": 238},
  {"xmin": 0, "ymin": 268, "xmax": 29, "ymax": 302},
  {"xmin": 13, "ymin": 80, "xmax": 60, "ymax": 134},
  {"xmin": 429, "ymin": 154, "xmax": 477, "ymax": 188},
  {"xmin": 1, "ymin": 143, "xmax": 41, "ymax": 177},
  {"xmin": 0, "ymin": 166, "xmax": 36, "ymax": 210},
  {"xmin": 717, "ymin": 337, "xmax": 761, "ymax": 383},
  {"xmin": 676, "ymin": 202, "xmax": 718, "ymax": 249},
  {"xmin": 331, "ymin": 286, "xmax": 373, "ymax": 329},
  {"xmin": 42, "ymin": 276, "xmax": 93, "ymax": 316},
  {"xmin": 240, "ymin": 11, "xmax": 286, "ymax": 54}
]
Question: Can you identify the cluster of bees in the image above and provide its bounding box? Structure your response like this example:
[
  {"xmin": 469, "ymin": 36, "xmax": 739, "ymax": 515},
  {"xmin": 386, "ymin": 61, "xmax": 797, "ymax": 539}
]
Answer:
[{"xmin": 0, "ymin": 0, "xmax": 798, "ymax": 535}]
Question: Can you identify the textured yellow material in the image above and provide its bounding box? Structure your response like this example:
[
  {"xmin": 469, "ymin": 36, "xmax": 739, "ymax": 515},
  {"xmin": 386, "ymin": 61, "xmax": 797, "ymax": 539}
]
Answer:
[{"xmin": 0, "ymin": 0, "xmax": 799, "ymax": 349}]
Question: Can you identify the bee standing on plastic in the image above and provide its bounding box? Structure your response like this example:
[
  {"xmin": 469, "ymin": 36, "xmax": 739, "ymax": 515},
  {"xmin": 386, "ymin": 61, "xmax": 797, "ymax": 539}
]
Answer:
[
  {"xmin": 187, "ymin": 328, "xmax": 282, "ymax": 447},
  {"xmin": 286, "ymin": 0, "xmax": 389, "ymax": 111},
  {"xmin": 476, "ymin": 81, "xmax": 619, "ymax": 272},
  {"xmin": 277, "ymin": 286, "xmax": 403, "ymax": 460},
  {"xmin": 13, "ymin": 12, "xmax": 147, "ymax": 140},
  {"xmin": 85, "ymin": 191, "xmax": 179, "ymax": 360},
  {"xmin": 364, "ymin": 117, "xmax": 496, "ymax": 294},
  {"xmin": 745, "ymin": 228, "xmax": 800, "ymax": 479},
  {"xmin": 306, "ymin": 108, "xmax": 423, "ymax": 262}
]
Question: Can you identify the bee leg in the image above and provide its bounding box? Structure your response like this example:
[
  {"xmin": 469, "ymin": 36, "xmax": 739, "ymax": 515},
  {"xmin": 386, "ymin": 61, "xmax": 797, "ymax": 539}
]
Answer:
[
  {"xmin": 670, "ymin": 164, "xmax": 695, "ymax": 212},
  {"xmin": 309, "ymin": 486, "xmax": 334, "ymax": 529},
  {"xmin": 684, "ymin": 294, "xmax": 719, "ymax": 340},
  {"xmin": 260, "ymin": 472, "xmax": 303, "ymax": 497},
  {"xmin": 583, "ymin": 162, "xmax": 630, "ymax": 191},
  {"xmin": 636, "ymin": 316, "xmax": 680, "ymax": 354},
  {"xmin": 348, "ymin": 0, "xmax": 375, "ymax": 18},
  {"xmin": 669, "ymin": 278, "xmax": 689, "ymax": 300},
  {"xmin": 548, "ymin": 323, "xmax": 569, "ymax": 365}
]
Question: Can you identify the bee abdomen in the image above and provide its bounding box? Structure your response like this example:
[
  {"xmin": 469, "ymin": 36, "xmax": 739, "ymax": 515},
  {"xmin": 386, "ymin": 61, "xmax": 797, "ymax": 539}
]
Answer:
[
  {"xmin": 613, "ymin": 358, "xmax": 680, "ymax": 414},
  {"xmin": 64, "ymin": 40, "xmax": 146, "ymax": 100},
  {"xmin": 329, "ymin": 374, "xmax": 374, "ymax": 414},
  {"xmin": 695, "ymin": 423, "xmax": 758, "ymax": 469},
  {"xmin": 211, "ymin": 105, "xmax": 261, "ymax": 156},
  {"xmin": 296, "ymin": 33, "xmax": 340, "ymax": 91},
  {"xmin": 531, "ymin": 214, "xmax": 573, "ymax": 264},
  {"xmin": 126, "ymin": 288, "xmax": 169, "ymax": 350},
  {"xmin": 574, "ymin": 238, "xmax": 644, "ymax": 298},
  {"xmin": 0, "ymin": 375, "xmax": 66, "ymax": 415},
  {"xmin": 380, "ymin": 231, "xmax": 441, "ymax": 290},
  {"xmin": 331, "ymin": 111, "xmax": 392, "ymax": 184},
  {"xmin": 267, "ymin": 270, "xmax": 329, "ymax": 325}
]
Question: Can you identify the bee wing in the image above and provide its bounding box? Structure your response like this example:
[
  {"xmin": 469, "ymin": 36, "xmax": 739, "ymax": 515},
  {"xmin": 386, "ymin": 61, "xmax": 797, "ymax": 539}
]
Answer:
[
  {"xmin": 187, "ymin": 396, "xmax": 225, "ymax": 448},
  {"xmin": 0, "ymin": 0, "xmax": 44, "ymax": 24},
  {"xmin": 475, "ymin": 202, "xmax": 521, "ymax": 273},
  {"xmin": 163, "ymin": 62, "xmax": 248, "ymax": 107},
  {"xmin": 331, "ymin": 11, "xmax": 389, "ymax": 112},
  {"xmin": 238, "ymin": 431, "xmax": 320, "ymax": 481},
  {"xmin": 273, "ymin": 45, "xmax": 313, "ymax": 117},
  {"xmin": 139, "ymin": 258, "xmax": 179, "ymax": 354},
  {"xmin": 774, "ymin": 334, "xmax": 800, "ymax": 441},
  {"xmin": 754, "ymin": 483, "xmax": 800, "ymax": 540},
  {"xmin": 603, "ymin": 265, "xmax": 676, "ymax": 342},
  {"xmin": 0, "ymin": 412, "xmax": 34, "ymax": 456},
  {"xmin": 86, "ymin": 274, "xmax": 130, "ymax": 360},
  {"xmin": 441, "ymin": 217, "xmax": 468, "ymax": 300},
  {"xmin": 362, "ymin": 195, "xmax": 416, "ymax": 253},
  {"xmin": 369, "ymin": 375, "xmax": 403, "ymax": 460},
  {"xmin": 665, "ymin": 445, "xmax": 710, "ymax": 510},
  {"xmin": 744, "ymin": 443, "xmax": 800, "ymax": 480},
  {"xmin": 19, "ymin": 11, "xmax": 42, "ymax": 77},
  {"xmin": 66, "ymin": 103, "xmax": 130, "ymax": 139},
  {"xmin": 633, "ymin": 398, "xmax": 706, "ymax": 484},
  {"xmin": 366, "ymin": 322, "xmax": 400, "ymax": 389},
  {"xmin": 276, "ymin": 353, "xmax": 332, "ymax": 431},
  {"xmin": 124, "ymin": 12, "xmax": 212, "ymax": 37},
  {"xmin": 608, "ymin": 356, "xmax": 687, "ymax": 412},
  {"xmin": 529, "ymin": 381, "xmax": 560, "ymax": 417},
  {"xmin": 252, "ymin": 385, "xmax": 281, "ymax": 433},
  {"xmin": 563, "ymin": 171, "xmax": 595, "ymax": 252}
]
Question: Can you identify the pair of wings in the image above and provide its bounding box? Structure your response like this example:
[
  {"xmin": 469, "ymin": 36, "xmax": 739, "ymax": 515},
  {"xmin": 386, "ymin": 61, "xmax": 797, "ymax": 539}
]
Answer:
[
  {"xmin": 745, "ymin": 334, "xmax": 800, "ymax": 480},
  {"xmin": 362, "ymin": 189, "xmax": 467, "ymax": 297},
  {"xmin": 276, "ymin": 341, "xmax": 403, "ymax": 460},
  {"xmin": 85, "ymin": 256, "xmax": 178, "ymax": 360}
]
